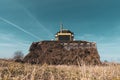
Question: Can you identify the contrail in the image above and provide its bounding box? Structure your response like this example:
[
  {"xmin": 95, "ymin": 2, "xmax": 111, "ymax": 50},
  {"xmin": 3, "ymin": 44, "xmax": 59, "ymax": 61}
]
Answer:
[
  {"xmin": 11, "ymin": 1, "xmax": 53, "ymax": 38},
  {"xmin": 24, "ymin": 9, "xmax": 53, "ymax": 37},
  {"xmin": 0, "ymin": 17, "xmax": 40, "ymax": 39}
]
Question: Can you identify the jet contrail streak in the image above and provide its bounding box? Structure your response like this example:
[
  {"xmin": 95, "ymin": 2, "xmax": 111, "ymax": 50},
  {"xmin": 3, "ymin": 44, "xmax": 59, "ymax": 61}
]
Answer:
[
  {"xmin": 0, "ymin": 17, "xmax": 40, "ymax": 39},
  {"xmin": 25, "ymin": 10, "xmax": 53, "ymax": 37},
  {"xmin": 11, "ymin": 1, "xmax": 53, "ymax": 38}
]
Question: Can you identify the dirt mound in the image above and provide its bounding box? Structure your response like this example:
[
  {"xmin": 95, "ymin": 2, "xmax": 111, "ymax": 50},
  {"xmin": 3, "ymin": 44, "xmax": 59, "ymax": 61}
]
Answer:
[{"xmin": 23, "ymin": 41, "xmax": 101, "ymax": 65}]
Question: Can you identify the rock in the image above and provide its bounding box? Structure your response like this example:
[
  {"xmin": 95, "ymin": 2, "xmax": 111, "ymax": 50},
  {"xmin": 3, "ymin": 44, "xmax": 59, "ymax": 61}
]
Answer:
[{"xmin": 23, "ymin": 41, "xmax": 101, "ymax": 65}]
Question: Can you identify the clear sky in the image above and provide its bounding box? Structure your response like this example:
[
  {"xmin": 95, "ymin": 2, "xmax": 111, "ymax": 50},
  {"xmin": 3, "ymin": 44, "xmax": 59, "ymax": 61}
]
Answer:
[{"xmin": 0, "ymin": 0, "xmax": 120, "ymax": 62}]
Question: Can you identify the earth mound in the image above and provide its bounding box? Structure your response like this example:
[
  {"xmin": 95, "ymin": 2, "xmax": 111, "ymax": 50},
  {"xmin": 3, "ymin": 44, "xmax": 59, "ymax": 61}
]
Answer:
[{"xmin": 23, "ymin": 41, "xmax": 101, "ymax": 65}]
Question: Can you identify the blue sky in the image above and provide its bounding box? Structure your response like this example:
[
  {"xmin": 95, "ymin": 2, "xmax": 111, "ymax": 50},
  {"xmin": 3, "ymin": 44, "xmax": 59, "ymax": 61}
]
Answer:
[{"xmin": 0, "ymin": 0, "xmax": 120, "ymax": 62}]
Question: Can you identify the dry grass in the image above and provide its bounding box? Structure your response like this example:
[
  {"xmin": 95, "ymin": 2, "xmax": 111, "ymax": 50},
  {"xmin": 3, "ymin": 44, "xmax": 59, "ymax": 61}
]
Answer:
[{"xmin": 0, "ymin": 59, "xmax": 120, "ymax": 80}]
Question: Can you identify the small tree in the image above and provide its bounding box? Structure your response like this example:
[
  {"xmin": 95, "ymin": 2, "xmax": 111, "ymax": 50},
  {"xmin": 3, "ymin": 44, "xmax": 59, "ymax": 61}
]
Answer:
[
  {"xmin": 104, "ymin": 60, "xmax": 108, "ymax": 63},
  {"xmin": 13, "ymin": 51, "xmax": 24, "ymax": 60}
]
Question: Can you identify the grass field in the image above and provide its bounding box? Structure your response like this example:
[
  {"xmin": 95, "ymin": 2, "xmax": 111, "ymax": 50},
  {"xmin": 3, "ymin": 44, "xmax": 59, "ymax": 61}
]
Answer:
[{"xmin": 0, "ymin": 59, "xmax": 120, "ymax": 80}]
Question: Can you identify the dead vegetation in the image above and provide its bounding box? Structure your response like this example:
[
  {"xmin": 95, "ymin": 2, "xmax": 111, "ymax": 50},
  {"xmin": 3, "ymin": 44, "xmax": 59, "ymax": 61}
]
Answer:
[{"xmin": 0, "ymin": 59, "xmax": 120, "ymax": 80}]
